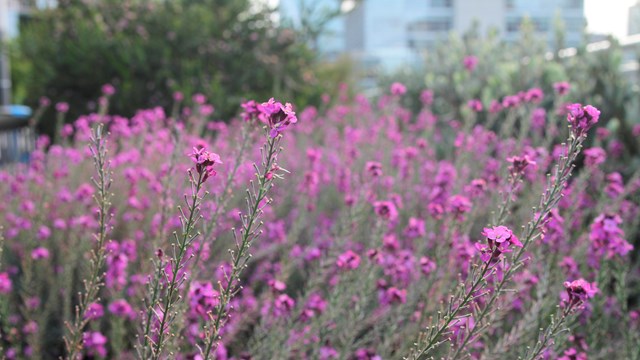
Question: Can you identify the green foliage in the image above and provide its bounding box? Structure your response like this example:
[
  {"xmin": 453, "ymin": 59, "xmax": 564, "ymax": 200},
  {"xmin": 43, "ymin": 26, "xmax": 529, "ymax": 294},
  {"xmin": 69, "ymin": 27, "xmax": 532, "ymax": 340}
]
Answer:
[
  {"xmin": 382, "ymin": 22, "xmax": 640, "ymax": 162},
  {"xmin": 10, "ymin": 0, "xmax": 336, "ymax": 125}
]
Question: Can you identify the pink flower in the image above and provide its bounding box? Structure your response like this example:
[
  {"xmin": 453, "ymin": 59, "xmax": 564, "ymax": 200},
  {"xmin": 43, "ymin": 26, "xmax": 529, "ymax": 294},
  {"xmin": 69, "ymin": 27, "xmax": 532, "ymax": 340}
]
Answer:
[
  {"xmin": 188, "ymin": 281, "xmax": 220, "ymax": 319},
  {"xmin": 420, "ymin": 256, "xmax": 436, "ymax": 275},
  {"xmin": 84, "ymin": 302, "xmax": 104, "ymax": 321},
  {"xmin": 553, "ymin": 81, "xmax": 571, "ymax": 95},
  {"xmin": 524, "ymin": 88, "xmax": 544, "ymax": 103},
  {"xmin": 83, "ymin": 331, "xmax": 107, "ymax": 357},
  {"xmin": 563, "ymin": 279, "xmax": 599, "ymax": 309},
  {"xmin": 420, "ymin": 90, "xmax": 434, "ymax": 105},
  {"xmin": 404, "ymin": 217, "xmax": 426, "ymax": 238},
  {"xmin": 476, "ymin": 226, "xmax": 522, "ymax": 262},
  {"xmin": 108, "ymin": 299, "xmax": 135, "ymax": 319},
  {"xmin": 590, "ymin": 213, "xmax": 633, "ymax": 258},
  {"xmin": 273, "ymin": 294, "xmax": 295, "ymax": 317},
  {"xmin": 336, "ymin": 250, "xmax": 361, "ymax": 270},
  {"xmin": 467, "ymin": 99, "xmax": 483, "ymax": 112},
  {"xmin": 31, "ymin": 247, "xmax": 50, "ymax": 260},
  {"xmin": 566, "ymin": 103, "xmax": 600, "ymax": 137},
  {"xmin": 373, "ymin": 201, "xmax": 398, "ymax": 222},
  {"xmin": 463, "ymin": 55, "xmax": 478, "ymax": 72},
  {"xmin": 584, "ymin": 147, "xmax": 606, "ymax": 167},
  {"xmin": 390, "ymin": 82, "xmax": 407, "ymax": 96},
  {"xmin": 382, "ymin": 287, "xmax": 407, "ymax": 305},
  {"xmin": 365, "ymin": 161, "xmax": 383, "ymax": 177},
  {"xmin": 101, "ymin": 84, "xmax": 116, "ymax": 96},
  {"xmin": 257, "ymin": 98, "xmax": 298, "ymax": 137},
  {"xmin": 506, "ymin": 154, "xmax": 536, "ymax": 176},
  {"xmin": 192, "ymin": 93, "xmax": 207, "ymax": 104},
  {"xmin": 39, "ymin": 97, "xmax": 51, "ymax": 107},
  {"xmin": 0, "ymin": 272, "xmax": 12, "ymax": 294},
  {"xmin": 189, "ymin": 147, "xmax": 223, "ymax": 183},
  {"xmin": 55, "ymin": 102, "xmax": 69, "ymax": 113}
]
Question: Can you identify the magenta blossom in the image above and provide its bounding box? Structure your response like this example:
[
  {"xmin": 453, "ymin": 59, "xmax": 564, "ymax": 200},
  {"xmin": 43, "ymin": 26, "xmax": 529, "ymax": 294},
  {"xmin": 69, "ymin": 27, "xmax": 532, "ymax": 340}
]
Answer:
[
  {"xmin": 83, "ymin": 331, "xmax": 107, "ymax": 357},
  {"xmin": 553, "ymin": 81, "xmax": 571, "ymax": 95},
  {"xmin": 589, "ymin": 213, "xmax": 633, "ymax": 258},
  {"xmin": 463, "ymin": 55, "xmax": 478, "ymax": 72},
  {"xmin": 189, "ymin": 147, "xmax": 222, "ymax": 183},
  {"xmin": 55, "ymin": 102, "xmax": 69, "ymax": 113},
  {"xmin": 563, "ymin": 279, "xmax": 598, "ymax": 309},
  {"xmin": 365, "ymin": 161, "xmax": 383, "ymax": 177},
  {"xmin": 467, "ymin": 99, "xmax": 483, "ymax": 112},
  {"xmin": 373, "ymin": 201, "xmax": 398, "ymax": 222},
  {"xmin": 101, "ymin": 84, "xmax": 116, "ymax": 96},
  {"xmin": 475, "ymin": 226, "xmax": 523, "ymax": 263},
  {"xmin": 506, "ymin": 154, "xmax": 537, "ymax": 176},
  {"xmin": 31, "ymin": 247, "xmax": 50, "ymax": 260},
  {"xmin": 566, "ymin": 103, "xmax": 600, "ymax": 137},
  {"xmin": 420, "ymin": 90, "xmax": 434, "ymax": 105},
  {"xmin": 84, "ymin": 302, "xmax": 105, "ymax": 321},
  {"xmin": 257, "ymin": 98, "xmax": 298, "ymax": 138},
  {"xmin": 0, "ymin": 272, "xmax": 12, "ymax": 294},
  {"xmin": 336, "ymin": 250, "xmax": 361, "ymax": 270},
  {"xmin": 390, "ymin": 82, "xmax": 407, "ymax": 96}
]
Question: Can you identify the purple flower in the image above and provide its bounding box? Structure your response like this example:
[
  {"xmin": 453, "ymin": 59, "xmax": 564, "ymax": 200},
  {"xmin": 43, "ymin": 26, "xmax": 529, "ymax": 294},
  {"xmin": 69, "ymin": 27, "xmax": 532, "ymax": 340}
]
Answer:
[
  {"xmin": 553, "ymin": 81, "xmax": 571, "ymax": 95},
  {"xmin": 0, "ymin": 272, "xmax": 12, "ymax": 294},
  {"xmin": 463, "ymin": 55, "xmax": 478, "ymax": 72},
  {"xmin": 467, "ymin": 99, "xmax": 483, "ymax": 112},
  {"xmin": 55, "ymin": 102, "xmax": 69, "ymax": 113},
  {"xmin": 404, "ymin": 217, "xmax": 426, "ymax": 238},
  {"xmin": 420, "ymin": 90, "xmax": 434, "ymax": 105},
  {"xmin": 273, "ymin": 294, "xmax": 295, "ymax": 317},
  {"xmin": 101, "ymin": 84, "xmax": 116, "ymax": 96},
  {"xmin": 31, "ymin": 247, "xmax": 50, "ymax": 260},
  {"xmin": 84, "ymin": 302, "xmax": 104, "ymax": 321},
  {"xmin": 566, "ymin": 103, "xmax": 600, "ymax": 137},
  {"xmin": 589, "ymin": 213, "xmax": 633, "ymax": 258},
  {"xmin": 192, "ymin": 93, "xmax": 207, "ymax": 105},
  {"xmin": 189, "ymin": 147, "xmax": 223, "ymax": 183},
  {"xmin": 524, "ymin": 88, "xmax": 544, "ymax": 103},
  {"xmin": 390, "ymin": 82, "xmax": 407, "ymax": 96},
  {"xmin": 420, "ymin": 256, "xmax": 437, "ymax": 276},
  {"xmin": 336, "ymin": 250, "xmax": 361, "ymax": 270},
  {"xmin": 365, "ymin": 161, "xmax": 383, "ymax": 177},
  {"xmin": 506, "ymin": 154, "xmax": 536, "ymax": 176},
  {"xmin": 584, "ymin": 147, "xmax": 606, "ymax": 167},
  {"xmin": 188, "ymin": 281, "xmax": 220, "ymax": 319},
  {"xmin": 373, "ymin": 201, "xmax": 398, "ymax": 222},
  {"xmin": 563, "ymin": 279, "xmax": 598, "ymax": 309},
  {"xmin": 257, "ymin": 98, "xmax": 298, "ymax": 138},
  {"xmin": 83, "ymin": 331, "xmax": 107, "ymax": 357},
  {"xmin": 108, "ymin": 299, "xmax": 135, "ymax": 319},
  {"xmin": 476, "ymin": 226, "xmax": 522, "ymax": 263}
]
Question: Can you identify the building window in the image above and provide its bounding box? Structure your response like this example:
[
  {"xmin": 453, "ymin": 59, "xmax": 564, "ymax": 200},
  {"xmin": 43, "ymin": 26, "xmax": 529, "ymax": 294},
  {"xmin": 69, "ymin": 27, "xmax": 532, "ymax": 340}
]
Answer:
[
  {"xmin": 505, "ymin": 0, "xmax": 515, "ymax": 10},
  {"xmin": 532, "ymin": 18, "xmax": 549, "ymax": 32},
  {"xmin": 566, "ymin": 0, "xmax": 583, "ymax": 8},
  {"xmin": 426, "ymin": 19, "xmax": 452, "ymax": 31},
  {"xmin": 431, "ymin": 0, "xmax": 453, "ymax": 7},
  {"xmin": 408, "ymin": 19, "xmax": 452, "ymax": 32},
  {"xmin": 506, "ymin": 18, "xmax": 521, "ymax": 32}
]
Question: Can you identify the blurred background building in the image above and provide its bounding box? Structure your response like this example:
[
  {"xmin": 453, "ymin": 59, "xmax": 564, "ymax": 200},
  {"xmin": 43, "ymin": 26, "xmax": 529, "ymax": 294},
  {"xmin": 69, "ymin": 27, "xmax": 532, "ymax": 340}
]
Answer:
[
  {"xmin": 281, "ymin": 0, "xmax": 587, "ymax": 69},
  {"xmin": 630, "ymin": 0, "xmax": 640, "ymax": 35}
]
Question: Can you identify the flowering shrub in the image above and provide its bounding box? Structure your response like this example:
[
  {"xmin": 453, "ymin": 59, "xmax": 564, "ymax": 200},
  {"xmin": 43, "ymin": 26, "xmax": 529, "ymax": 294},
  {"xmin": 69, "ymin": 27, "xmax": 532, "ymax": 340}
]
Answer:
[{"xmin": 0, "ymin": 80, "xmax": 639, "ymax": 360}]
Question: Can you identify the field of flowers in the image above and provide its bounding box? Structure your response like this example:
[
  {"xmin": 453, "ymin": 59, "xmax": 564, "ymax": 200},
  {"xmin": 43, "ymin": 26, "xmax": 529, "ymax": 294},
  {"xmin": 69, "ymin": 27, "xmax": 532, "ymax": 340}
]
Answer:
[{"xmin": 0, "ymin": 73, "xmax": 639, "ymax": 359}]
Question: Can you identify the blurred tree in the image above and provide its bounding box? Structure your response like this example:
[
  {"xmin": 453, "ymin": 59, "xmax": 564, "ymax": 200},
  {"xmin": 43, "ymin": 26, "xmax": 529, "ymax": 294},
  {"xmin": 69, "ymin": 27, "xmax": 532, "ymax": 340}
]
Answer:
[{"xmin": 10, "ymin": 0, "xmax": 342, "ymax": 134}]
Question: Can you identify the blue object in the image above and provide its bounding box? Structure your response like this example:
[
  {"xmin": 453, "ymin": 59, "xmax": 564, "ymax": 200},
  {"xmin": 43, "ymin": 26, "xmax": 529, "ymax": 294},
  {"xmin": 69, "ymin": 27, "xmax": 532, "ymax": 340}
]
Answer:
[{"xmin": 7, "ymin": 104, "xmax": 32, "ymax": 118}]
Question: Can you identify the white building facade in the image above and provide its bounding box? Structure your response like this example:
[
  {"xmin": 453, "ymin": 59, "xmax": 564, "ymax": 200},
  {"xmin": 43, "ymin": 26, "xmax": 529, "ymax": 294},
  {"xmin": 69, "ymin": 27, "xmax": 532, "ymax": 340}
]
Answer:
[{"xmin": 280, "ymin": 0, "xmax": 586, "ymax": 69}]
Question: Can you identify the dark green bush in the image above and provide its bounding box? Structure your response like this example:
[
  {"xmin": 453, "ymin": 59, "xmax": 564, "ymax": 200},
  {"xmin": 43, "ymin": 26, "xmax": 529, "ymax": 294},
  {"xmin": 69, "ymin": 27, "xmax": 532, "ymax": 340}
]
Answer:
[{"xmin": 11, "ymin": 0, "xmax": 339, "ymax": 127}]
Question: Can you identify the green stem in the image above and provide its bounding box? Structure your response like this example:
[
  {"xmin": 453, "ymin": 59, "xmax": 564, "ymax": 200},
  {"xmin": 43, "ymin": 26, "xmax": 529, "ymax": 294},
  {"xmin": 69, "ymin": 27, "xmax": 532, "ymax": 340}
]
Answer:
[{"xmin": 201, "ymin": 135, "xmax": 279, "ymax": 359}]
